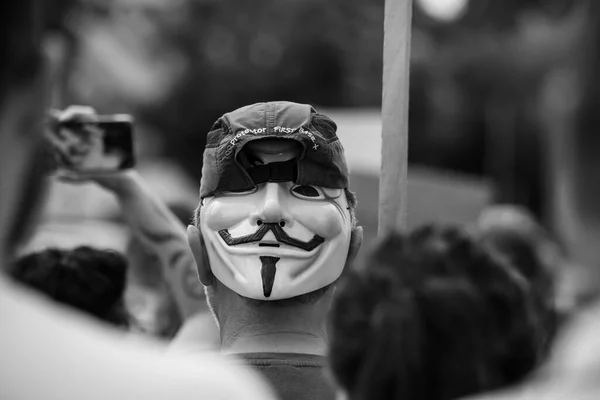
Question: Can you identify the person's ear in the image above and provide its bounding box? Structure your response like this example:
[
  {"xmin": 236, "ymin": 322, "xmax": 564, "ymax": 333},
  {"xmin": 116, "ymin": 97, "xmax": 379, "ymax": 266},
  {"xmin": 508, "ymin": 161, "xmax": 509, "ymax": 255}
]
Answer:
[
  {"xmin": 187, "ymin": 225, "xmax": 214, "ymax": 286},
  {"xmin": 344, "ymin": 226, "xmax": 363, "ymax": 270}
]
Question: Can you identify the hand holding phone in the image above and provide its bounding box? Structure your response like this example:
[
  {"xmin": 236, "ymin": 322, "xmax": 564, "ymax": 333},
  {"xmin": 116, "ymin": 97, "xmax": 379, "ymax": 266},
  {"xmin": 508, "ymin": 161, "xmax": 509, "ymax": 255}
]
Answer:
[{"xmin": 46, "ymin": 105, "xmax": 135, "ymax": 172}]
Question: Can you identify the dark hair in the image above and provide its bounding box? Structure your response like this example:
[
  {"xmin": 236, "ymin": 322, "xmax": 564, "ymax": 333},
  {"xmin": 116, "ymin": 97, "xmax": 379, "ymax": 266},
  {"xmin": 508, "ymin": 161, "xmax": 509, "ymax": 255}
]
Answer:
[
  {"xmin": 479, "ymin": 217, "xmax": 561, "ymax": 348},
  {"xmin": 329, "ymin": 225, "xmax": 551, "ymax": 400},
  {"xmin": 10, "ymin": 246, "xmax": 131, "ymax": 328}
]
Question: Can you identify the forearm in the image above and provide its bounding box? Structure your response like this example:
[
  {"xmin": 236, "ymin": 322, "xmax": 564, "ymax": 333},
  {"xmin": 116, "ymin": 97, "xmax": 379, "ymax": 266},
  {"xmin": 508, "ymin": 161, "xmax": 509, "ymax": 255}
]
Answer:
[
  {"xmin": 108, "ymin": 171, "xmax": 207, "ymax": 318},
  {"xmin": 46, "ymin": 105, "xmax": 209, "ymax": 319},
  {"xmin": 113, "ymin": 171, "xmax": 186, "ymax": 248}
]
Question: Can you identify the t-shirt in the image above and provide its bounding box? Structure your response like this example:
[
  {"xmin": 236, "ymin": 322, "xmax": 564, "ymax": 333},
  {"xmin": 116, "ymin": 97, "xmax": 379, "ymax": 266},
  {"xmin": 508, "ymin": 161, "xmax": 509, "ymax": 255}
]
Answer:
[
  {"xmin": 0, "ymin": 277, "xmax": 276, "ymax": 400},
  {"xmin": 234, "ymin": 352, "xmax": 337, "ymax": 400}
]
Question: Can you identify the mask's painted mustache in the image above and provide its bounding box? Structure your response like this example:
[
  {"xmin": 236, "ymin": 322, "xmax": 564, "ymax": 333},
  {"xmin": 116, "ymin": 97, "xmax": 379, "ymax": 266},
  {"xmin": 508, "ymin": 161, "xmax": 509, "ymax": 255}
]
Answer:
[{"xmin": 219, "ymin": 223, "xmax": 324, "ymax": 252}]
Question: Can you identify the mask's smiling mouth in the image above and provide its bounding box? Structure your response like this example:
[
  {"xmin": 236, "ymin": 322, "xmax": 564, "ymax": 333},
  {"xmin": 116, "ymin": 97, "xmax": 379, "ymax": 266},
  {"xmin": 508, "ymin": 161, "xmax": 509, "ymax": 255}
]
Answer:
[{"xmin": 259, "ymin": 241, "xmax": 280, "ymax": 248}]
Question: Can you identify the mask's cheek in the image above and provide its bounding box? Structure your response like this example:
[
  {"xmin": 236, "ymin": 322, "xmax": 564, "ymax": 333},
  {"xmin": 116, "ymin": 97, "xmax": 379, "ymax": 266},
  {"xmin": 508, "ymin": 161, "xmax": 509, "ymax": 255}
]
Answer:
[
  {"xmin": 202, "ymin": 198, "xmax": 253, "ymax": 231},
  {"xmin": 291, "ymin": 202, "xmax": 348, "ymax": 239}
]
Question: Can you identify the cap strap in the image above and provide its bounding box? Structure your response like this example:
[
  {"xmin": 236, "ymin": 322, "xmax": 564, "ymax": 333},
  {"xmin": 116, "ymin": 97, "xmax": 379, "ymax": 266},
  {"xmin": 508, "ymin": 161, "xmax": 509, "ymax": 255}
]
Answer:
[{"xmin": 247, "ymin": 161, "xmax": 297, "ymax": 185}]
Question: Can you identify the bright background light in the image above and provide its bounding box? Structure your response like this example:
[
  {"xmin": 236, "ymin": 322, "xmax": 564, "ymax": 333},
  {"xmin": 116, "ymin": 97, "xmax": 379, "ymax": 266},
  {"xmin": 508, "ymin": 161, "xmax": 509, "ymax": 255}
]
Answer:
[{"xmin": 417, "ymin": 0, "xmax": 469, "ymax": 22}]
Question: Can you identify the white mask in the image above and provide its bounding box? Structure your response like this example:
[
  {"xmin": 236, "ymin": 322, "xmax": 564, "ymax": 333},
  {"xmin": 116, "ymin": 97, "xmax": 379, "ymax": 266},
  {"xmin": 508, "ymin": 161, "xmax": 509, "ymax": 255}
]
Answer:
[{"xmin": 200, "ymin": 141, "xmax": 352, "ymax": 300}]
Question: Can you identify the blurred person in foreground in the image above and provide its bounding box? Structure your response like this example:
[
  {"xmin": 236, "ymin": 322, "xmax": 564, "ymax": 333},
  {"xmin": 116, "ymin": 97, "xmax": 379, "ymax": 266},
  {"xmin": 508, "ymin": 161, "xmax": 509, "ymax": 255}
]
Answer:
[
  {"xmin": 463, "ymin": 3, "xmax": 600, "ymax": 397},
  {"xmin": 329, "ymin": 225, "xmax": 553, "ymax": 400},
  {"xmin": 186, "ymin": 101, "xmax": 363, "ymax": 400},
  {"xmin": 46, "ymin": 105, "xmax": 220, "ymax": 348},
  {"xmin": 0, "ymin": 2, "xmax": 274, "ymax": 399},
  {"xmin": 10, "ymin": 246, "xmax": 131, "ymax": 329},
  {"xmin": 478, "ymin": 205, "xmax": 567, "ymax": 346},
  {"xmin": 462, "ymin": 209, "xmax": 600, "ymax": 400},
  {"xmin": 463, "ymin": 303, "xmax": 600, "ymax": 400}
]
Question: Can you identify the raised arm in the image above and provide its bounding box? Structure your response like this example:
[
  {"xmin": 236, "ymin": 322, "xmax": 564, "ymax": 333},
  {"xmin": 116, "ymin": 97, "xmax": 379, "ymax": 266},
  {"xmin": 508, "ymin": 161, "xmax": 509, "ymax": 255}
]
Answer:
[
  {"xmin": 46, "ymin": 106, "xmax": 208, "ymax": 319},
  {"xmin": 91, "ymin": 170, "xmax": 207, "ymax": 319}
]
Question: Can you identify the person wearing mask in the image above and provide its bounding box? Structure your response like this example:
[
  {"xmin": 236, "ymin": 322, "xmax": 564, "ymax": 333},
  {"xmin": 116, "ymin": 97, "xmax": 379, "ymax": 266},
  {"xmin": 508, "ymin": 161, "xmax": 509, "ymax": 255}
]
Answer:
[{"xmin": 187, "ymin": 101, "xmax": 363, "ymax": 400}]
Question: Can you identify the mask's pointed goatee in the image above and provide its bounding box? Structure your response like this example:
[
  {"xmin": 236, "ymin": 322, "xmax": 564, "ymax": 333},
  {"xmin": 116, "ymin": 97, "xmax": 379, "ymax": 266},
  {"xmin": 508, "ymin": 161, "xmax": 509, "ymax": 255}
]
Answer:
[{"xmin": 260, "ymin": 256, "xmax": 279, "ymax": 298}]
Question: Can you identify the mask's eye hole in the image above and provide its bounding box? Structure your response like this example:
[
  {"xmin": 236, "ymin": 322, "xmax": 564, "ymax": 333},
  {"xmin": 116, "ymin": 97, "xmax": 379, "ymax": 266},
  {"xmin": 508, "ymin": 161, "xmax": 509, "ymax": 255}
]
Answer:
[{"xmin": 291, "ymin": 185, "xmax": 324, "ymax": 200}]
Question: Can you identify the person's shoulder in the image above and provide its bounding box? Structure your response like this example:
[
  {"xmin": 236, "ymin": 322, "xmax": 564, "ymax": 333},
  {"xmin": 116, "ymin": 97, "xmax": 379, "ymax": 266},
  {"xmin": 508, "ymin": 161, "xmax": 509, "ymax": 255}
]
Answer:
[
  {"xmin": 139, "ymin": 351, "xmax": 278, "ymax": 400},
  {"xmin": 168, "ymin": 311, "xmax": 221, "ymax": 355},
  {"xmin": 0, "ymin": 279, "xmax": 276, "ymax": 400}
]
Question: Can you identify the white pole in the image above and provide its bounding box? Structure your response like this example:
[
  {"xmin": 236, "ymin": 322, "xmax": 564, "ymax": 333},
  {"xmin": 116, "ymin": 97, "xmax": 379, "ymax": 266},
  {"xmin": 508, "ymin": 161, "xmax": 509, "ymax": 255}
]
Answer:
[{"xmin": 378, "ymin": 0, "xmax": 413, "ymax": 236}]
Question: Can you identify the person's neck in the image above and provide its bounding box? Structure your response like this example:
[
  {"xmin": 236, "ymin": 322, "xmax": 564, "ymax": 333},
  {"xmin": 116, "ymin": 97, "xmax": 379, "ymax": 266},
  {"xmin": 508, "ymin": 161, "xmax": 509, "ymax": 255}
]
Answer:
[{"xmin": 218, "ymin": 292, "xmax": 331, "ymax": 356}]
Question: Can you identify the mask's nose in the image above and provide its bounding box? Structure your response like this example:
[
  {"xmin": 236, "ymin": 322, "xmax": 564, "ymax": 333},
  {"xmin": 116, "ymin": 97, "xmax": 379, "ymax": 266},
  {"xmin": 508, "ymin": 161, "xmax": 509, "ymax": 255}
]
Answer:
[{"xmin": 250, "ymin": 182, "xmax": 293, "ymax": 227}]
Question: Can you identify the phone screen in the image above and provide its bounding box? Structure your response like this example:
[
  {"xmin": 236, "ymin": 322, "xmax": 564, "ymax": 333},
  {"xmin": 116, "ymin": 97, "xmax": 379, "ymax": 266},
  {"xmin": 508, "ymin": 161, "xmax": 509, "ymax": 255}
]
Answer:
[
  {"xmin": 47, "ymin": 113, "xmax": 136, "ymax": 172},
  {"xmin": 97, "ymin": 115, "xmax": 135, "ymax": 170}
]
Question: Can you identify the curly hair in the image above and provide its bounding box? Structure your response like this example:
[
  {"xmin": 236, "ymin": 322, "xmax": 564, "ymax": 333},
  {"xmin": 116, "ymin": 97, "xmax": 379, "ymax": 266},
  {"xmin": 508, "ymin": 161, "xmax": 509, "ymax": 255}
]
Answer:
[
  {"xmin": 10, "ymin": 246, "xmax": 131, "ymax": 328},
  {"xmin": 328, "ymin": 225, "xmax": 552, "ymax": 400}
]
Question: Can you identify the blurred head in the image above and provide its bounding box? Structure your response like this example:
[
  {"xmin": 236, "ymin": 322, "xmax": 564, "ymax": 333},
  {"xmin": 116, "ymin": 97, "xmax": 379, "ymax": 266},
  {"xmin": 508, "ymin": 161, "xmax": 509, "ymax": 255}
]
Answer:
[
  {"xmin": 10, "ymin": 246, "xmax": 130, "ymax": 327},
  {"xmin": 329, "ymin": 225, "xmax": 551, "ymax": 400},
  {"xmin": 478, "ymin": 205, "xmax": 563, "ymax": 285},
  {"xmin": 478, "ymin": 205, "xmax": 563, "ymax": 336},
  {"xmin": 0, "ymin": 1, "xmax": 69, "ymax": 260},
  {"xmin": 189, "ymin": 102, "xmax": 361, "ymax": 312}
]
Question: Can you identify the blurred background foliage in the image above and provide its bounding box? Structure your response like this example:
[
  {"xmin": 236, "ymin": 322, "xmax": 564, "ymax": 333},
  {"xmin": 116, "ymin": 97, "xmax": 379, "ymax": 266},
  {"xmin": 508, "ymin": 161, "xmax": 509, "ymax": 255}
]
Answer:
[
  {"xmin": 38, "ymin": 0, "xmax": 600, "ymax": 335},
  {"xmin": 54, "ymin": 0, "xmax": 594, "ymax": 222}
]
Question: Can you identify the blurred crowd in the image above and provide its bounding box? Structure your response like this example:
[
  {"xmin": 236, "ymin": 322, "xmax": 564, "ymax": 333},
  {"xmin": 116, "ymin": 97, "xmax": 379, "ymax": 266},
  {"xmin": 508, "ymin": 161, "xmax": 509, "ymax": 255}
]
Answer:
[{"xmin": 2, "ymin": 0, "xmax": 600, "ymax": 399}]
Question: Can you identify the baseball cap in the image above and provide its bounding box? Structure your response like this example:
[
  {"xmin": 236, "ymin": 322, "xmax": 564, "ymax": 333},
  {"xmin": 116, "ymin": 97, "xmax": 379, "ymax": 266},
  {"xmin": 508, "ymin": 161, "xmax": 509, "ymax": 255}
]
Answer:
[{"xmin": 199, "ymin": 101, "xmax": 350, "ymax": 198}]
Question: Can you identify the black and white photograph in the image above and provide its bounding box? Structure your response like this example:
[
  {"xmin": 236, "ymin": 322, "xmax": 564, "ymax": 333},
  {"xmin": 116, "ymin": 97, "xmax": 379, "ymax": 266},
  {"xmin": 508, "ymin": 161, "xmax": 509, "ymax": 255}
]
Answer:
[{"xmin": 1, "ymin": 0, "xmax": 598, "ymax": 399}]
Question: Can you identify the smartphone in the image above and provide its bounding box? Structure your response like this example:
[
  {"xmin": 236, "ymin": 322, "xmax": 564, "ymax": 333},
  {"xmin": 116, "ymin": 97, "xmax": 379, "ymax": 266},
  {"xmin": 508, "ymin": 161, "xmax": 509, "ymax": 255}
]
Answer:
[
  {"xmin": 96, "ymin": 115, "xmax": 135, "ymax": 170},
  {"xmin": 47, "ymin": 112, "xmax": 136, "ymax": 172}
]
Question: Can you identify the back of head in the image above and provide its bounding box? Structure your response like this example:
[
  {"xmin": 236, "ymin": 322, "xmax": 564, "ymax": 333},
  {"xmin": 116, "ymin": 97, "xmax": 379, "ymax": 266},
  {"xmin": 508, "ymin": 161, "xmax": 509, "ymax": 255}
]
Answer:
[
  {"xmin": 329, "ymin": 225, "xmax": 549, "ymax": 400},
  {"xmin": 478, "ymin": 205, "xmax": 562, "ymax": 340},
  {"xmin": 10, "ymin": 246, "xmax": 130, "ymax": 327},
  {"xmin": 478, "ymin": 205, "xmax": 562, "ymax": 289}
]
